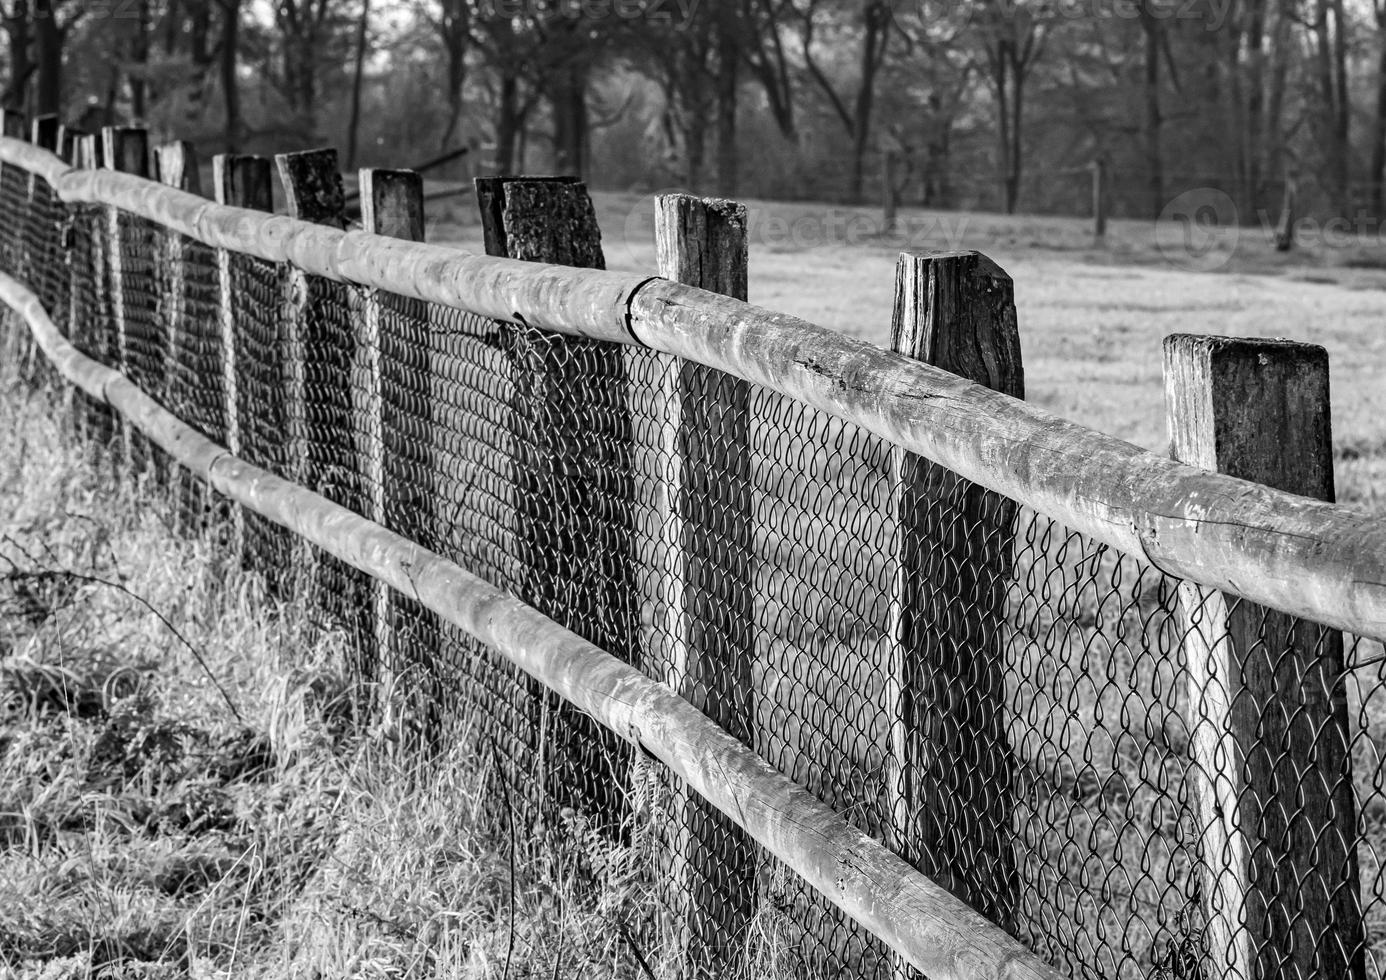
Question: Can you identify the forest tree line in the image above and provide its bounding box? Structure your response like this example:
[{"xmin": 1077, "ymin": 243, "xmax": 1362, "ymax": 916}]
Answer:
[{"xmin": 0, "ymin": 0, "xmax": 1374, "ymax": 221}]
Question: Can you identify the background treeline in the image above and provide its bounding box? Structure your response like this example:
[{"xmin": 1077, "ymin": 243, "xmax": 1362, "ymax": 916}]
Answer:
[{"xmin": 1, "ymin": 0, "xmax": 1374, "ymax": 221}]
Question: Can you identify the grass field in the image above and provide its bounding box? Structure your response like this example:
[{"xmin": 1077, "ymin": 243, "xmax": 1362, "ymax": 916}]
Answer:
[{"xmin": 0, "ymin": 364, "xmax": 675, "ymax": 978}]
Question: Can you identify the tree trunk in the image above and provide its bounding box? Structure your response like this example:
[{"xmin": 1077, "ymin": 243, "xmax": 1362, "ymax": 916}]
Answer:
[
  {"xmin": 129, "ymin": 0, "xmax": 150, "ymax": 118},
  {"xmin": 1141, "ymin": 9, "xmax": 1164, "ymax": 220},
  {"xmin": 346, "ymin": 0, "xmax": 369, "ymax": 170},
  {"xmin": 1006, "ymin": 69, "xmax": 1023, "ymax": 213},
  {"xmin": 1331, "ymin": 0, "xmax": 1350, "ymax": 214},
  {"xmin": 1265, "ymin": 0, "xmax": 1291, "ymax": 210},
  {"xmin": 3, "ymin": 0, "xmax": 32, "ymax": 112},
  {"xmin": 713, "ymin": 2, "xmax": 740, "ymax": 197},
  {"xmin": 685, "ymin": 103, "xmax": 707, "ymax": 192},
  {"xmin": 551, "ymin": 63, "xmax": 588, "ymax": 178},
  {"xmin": 1373, "ymin": 31, "xmax": 1386, "ymax": 215},
  {"xmin": 494, "ymin": 71, "xmax": 520, "ymax": 174},
  {"xmin": 34, "ymin": 0, "xmax": 60, "ymax": 116},
  {"xmin": 440, "ymin": 33, "xmax": 465, "ymax": 150},
  {"xmin": 1315, "ymin": 0, "xmax": 1347, "ymax": 214},
  {"xmin": 848, "ymin": 2, "xmax": 886, "ymax": 203},
  {"xmin": 221, "ymin": 0, "xmax": 241, "ymax": 151},
  {"xmin": 1244, "ymin": 0, "xmax": 1267, "ymax": 217}
]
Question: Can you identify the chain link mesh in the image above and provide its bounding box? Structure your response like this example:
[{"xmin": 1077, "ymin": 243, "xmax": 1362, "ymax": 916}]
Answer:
[{"xmin": 4, "ymin": 166, "xmax": 1386, "ymax": 980}]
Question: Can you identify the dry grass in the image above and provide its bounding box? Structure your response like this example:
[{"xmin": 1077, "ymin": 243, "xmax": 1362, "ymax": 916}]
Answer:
[{"xmin": 0, "ymin": 360, "xmax": 705, "ymax": 979}]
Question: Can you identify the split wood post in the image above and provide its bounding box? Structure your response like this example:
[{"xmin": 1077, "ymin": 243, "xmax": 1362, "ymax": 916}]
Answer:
[
  {"xmin": 355, "ymin": 167, "xmax": 426, "ymax": 718},
  {"xmin": 274, "ymin": 147, "xmax": 349, "ymax": 602},
  {"xmin": 212, "ymin": 153, "xmax": 274, "ymax": 566},
  {"xmin": 100, "ymin": 126, "xmax": 149, "ymax": 468},
  {"xmin": 475, "ymin": 174, "xmax": 637, "ymax": 826},
  {"xmin": 885, "ymin": 250, "xmax": 1023, "ymax": 941},
  {"xmin": 155, "ymin": 140, "xmax": 203, "ymax": 525},
  {"xmin": 57, "ymin": 124, "xmax": 84, "ymax": 163},
  {"xmin": 651, "ymin": 193, "xmax": 757, "ymax": 971},
  {"xmin": 1274, "ymin": 167, "xmax": 1298, "ymax": 253},
  {"xmin": 1091, "ymin": 158, "xmax": 1108, "ymax": 240},
  {"xmin": 1164, "ymin": 335, "xmax": 1363, "ymax": 980}
]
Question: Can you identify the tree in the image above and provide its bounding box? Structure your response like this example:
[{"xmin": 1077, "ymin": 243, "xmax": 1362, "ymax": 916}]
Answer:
[
  {"xmin": 422, "ymin": 0, "xmax": 468, "ymax": 151},
  {"xmin": 796, "ymin": 0, "xmax": 896, "ymax": 202},
  {"xmin": 969, "ymin": 0, "xmax": 1052, "ymax": 213}
]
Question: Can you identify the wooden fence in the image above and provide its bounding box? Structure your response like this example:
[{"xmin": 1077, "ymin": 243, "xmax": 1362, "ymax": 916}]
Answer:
[{"xmin": 2, "ymin": 114, "xmax": 1386, "ymax": 980}]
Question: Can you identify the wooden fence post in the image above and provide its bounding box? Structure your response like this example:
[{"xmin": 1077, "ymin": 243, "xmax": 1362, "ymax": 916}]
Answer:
[
  {"xmin": 1091, "ymin": 158, "xmax": 1108, "ymax": 240},
  {"xmin": 355, "ymin": 166, "xmax": 426, "ymax": 714},
  {"xmin": 155, "ymin": 140, "xmax": 204, "ymax": 525},
  {"xmin": 1164, "ymin": 335, "xmax": 1363, "ymax": 980},
  {"xmin": 100, "ymin": 126, "xmax": 149, "ymax": 467},
  {"xmin": 885, "ymin": 250, "xmax": 1023, "ymax": 936},
  {"xmin": 75, "ymin": 132, "xmax": 102, "ymax": 169},
  {"xmin": 212, "ymin": 153, "xmax": 273, "ymax": 564},
  {"xmin": 274, "ymin": 147, "xmax": 349, "ymax": 599},
  {"xmin": 475, "ymin": 174, "xmax": 636, "ymax": 824},
  {"xmin": 650, "ymin": 193, "xmax": 757, "ymax": 970}
]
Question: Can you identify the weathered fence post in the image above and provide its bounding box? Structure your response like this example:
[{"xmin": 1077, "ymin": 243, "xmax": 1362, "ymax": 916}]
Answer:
[
  {"xmin": 1164, "ymin": 335, "xmax": 1363, "ymax": 980},
  {"xmin": 885, "ymin": 250, "xmax": 1023, "ymax": 937},
  {"xmin": 475, "ymin": 174, "xmax": 636, "ymax": 824},
  {"xmin": 1091, "ymin": 158, "xmax": 1108, "ymax": 240},
  {"xmin": 355, "ymin": 166, "xmax": 426, "ymax": 714},
  {"xmin": 650, "ymin": 193, "xmax": 757, "ymax": 970},
  {"xmin": 100, "ymin": 126, "xmax": 149, "ymax": 467},
  {"xmin": 64, "ymin": 133, "xmax": 108, "ymax": 444},
  {"xmin": 212, "ymin": 153, "xmax": 273, "ymax": 564},
  {"xmin": 274, "ymin": 147, "xmax": 349, "ymax": 600},
  {"xmin": 155, "ymin": 140, "xmax": 204, "ymax": 524},
  {"xmin": 75, "ymin": 133, "xmax": 102, "ymax": 169}
]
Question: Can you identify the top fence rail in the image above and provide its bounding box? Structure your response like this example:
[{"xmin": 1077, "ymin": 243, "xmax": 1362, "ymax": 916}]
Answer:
[{"xmin": 4, "ymin": 134, "xmax": 1383, "ymax": 640}]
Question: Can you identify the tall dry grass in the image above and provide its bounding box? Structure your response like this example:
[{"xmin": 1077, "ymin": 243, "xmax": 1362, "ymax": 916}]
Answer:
[{"xmin": 0, "ymin": 353, "xmax": 697, "ymax": 979}]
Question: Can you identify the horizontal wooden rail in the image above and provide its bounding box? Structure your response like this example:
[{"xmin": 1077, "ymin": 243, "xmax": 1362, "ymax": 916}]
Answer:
[
  {"xmin": 0, "ymin": 270, "xmax": 1066, "ymax": 980},
  {"xmin": 0, "ymin": 137, "xmax": 647, "ymax": 344},
  {"xmin": 5, "ymin": 135, "xmax": 1386, "ymax": 638},
  {"xmin": 626, "ymin": 283, "xmax": 1386, "ymax": 639}
]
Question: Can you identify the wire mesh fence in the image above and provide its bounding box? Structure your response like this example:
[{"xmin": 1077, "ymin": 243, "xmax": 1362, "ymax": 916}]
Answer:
[{"xmin": 4, "ymin": 155, "xmax": 1386, "ymax": 980}]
